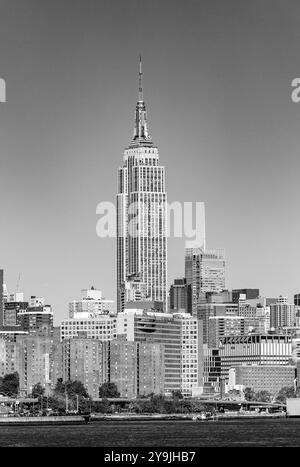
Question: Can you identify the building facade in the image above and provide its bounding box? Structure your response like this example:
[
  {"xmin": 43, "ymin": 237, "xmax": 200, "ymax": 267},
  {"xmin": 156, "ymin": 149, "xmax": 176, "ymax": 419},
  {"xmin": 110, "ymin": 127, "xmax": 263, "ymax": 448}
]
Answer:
[
  {"xmin": 117, "ymin": 310, "xmax": 181, "ymax": 393},
  {"xmin": 62, "ymin": 337, "xmax": 109, "ymax": 398},
  {"xmin": 58, "ymin": 332, "xmax": 164, "ymax": 399},
  {"xmin": 109, "ymin": 339, "xmax": 137, "ymax": 399},
  {"xmin": 18, "ymin": 305, "xmax": 53, "ymax": 336},
  {"xmin": 185, "ymin": 248, "xmax": 225, "ymax": 314},
  {"xmin": 117, "ymin": 309, "xmax": 203, "ymax": 396},
  {"xmin": 238, "ymin": 295, "xmax": 271, "ymax": 334},
  {"xmin": 137, "ymin": 341, "xmax": 165, "ymax": 397},
  {"xmin": 119, "ymin": 275, "xmax": 147, "ymax": 313},
  {"xmin": 69, "ymin": 287, "xmax": 114, "ymax": 318},
  {"xmin": 270, "ymin": 296, "xmax": 296, "ymax": 330},
  {"xmin": 208, "ymin": 316, "xmax": 245, "ymax": 348},
  {"xmin": 0, "ymin": 338, "xmax": 18, "ymax": 377},
  {"xmin": 16, "ymin": 334, "xmax": 53, "ymax": 396},
  {"xmin": 169, "ymin": 278, "xmax": 190, "ymax": 312},
  {"xmin": 60, "ymin": 315, "xmax": 117, "ymax": 341},
  {"xmin": 4, "ymin": 303, "xmax": 26, "ymax": 327},
  {"xmin": 294, "ymin": 294, "xmax": 300, "ymax": 306},
  {"xmin": 179, "ymin": 314, "xmax": 203, "ymax": 396},
  {"xmin": 232, "ymin": 289, "xmax": 260, "ymax": 303},
  {"xmin": 219, "ymin": 334, "xmax": 292, "ymax": 380},
  {"xmin": 202, "ymin": 345, "xmax": 222, "ymax": 392},
  {"xmin": 229, "ymin": 365, "xmax": 296, "ymax": 395},
  {"xmin": 197, "ymin": 301, "xmax": 239, "ymax": 344}
]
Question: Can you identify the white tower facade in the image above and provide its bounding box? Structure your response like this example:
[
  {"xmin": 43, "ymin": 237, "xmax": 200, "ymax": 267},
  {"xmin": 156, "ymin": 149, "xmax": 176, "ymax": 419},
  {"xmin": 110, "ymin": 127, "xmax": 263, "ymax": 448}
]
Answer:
[{"xmin": 117, "ymin": 58, "xmax": 167, "ymax": 312}]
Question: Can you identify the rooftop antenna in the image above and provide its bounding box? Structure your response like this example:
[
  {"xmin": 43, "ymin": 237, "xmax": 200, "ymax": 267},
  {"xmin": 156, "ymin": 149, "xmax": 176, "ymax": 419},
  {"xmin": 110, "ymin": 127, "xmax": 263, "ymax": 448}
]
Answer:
[{"xmin": 138, "ymin": 54, "xmax": 143, "ymax": 102}]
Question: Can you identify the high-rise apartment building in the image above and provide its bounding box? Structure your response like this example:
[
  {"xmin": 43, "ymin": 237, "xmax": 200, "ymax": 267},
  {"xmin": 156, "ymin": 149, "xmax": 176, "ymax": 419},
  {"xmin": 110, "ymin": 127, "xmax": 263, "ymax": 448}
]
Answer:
[
  {"xmin": 202, "ymin": 345, "xmax": 222, "ymax": 392},
  {"xmin": 4, "ymin": 300, "xmax": 28, "ymax": 328},
  {"xmin": 294, "ymin": 294, "xmax": 300, "ymax": 306},
  {"xmin": 117, "ymin": 310, "xmax": 181, "ymax": 393},
  {"xmin": 0, "ymin": 270, "xmax": 24, "ymax": 332},
  {"xmin": 109, "ymin": 339, "xmax": 137, "ymax": 398},
  {"xmin": 18, "ymin": 304, "xmax": 53, "ymax": 336},
  {"xmin": 117, "ymin": 309, "xmax": 203, "ymax": 395},
  {"xmin": 270, "ymin": 295, "xmax": 296, "ymax": 330},
  {"xmin": 185, "ymin": 248, "xmax": 225, "ymax": 314},
  {"xmin": 237, "ymin": 295, "xmax": 271, "ymax": 334},
  {"xmin": 137, "ymin": 340, "xmax": 165, "ymax": 397},
  {"xmin": 60, "ymin": 336, "xmax": 164, "ymax": 398},
  {"xmin": 0, "ymin": 338, "xmax": 18, "ymax": 377},
  {"xmin": 108, "ymin": 338, "xmax": 165, "ymax": 398},
  {"xmin": 62, "ymin": 337, "xmax": 109, "ymax": 398},
  {"xmin": 294, "ymin": 294, "xmax": 300, "ymax": 327},
  {"xmin": 169, "ymin": 278, "xmax": 190, "ymax": 312},
  {"xmin": 197, "ymin": 301, "xmax": 239, "ymax": 344},
  {"xmin": 16, "ymin": 334, "xmax": 53, "ymax": 396},
  {"xmin": 179, "ymin": 314, "xmax": 203, "ymax": 396},
  {"xmin": 52, "ymin": 327, "xmax": 63, "ymax": 387},
  {"xmin": 117, "ymin": 58, "xmax": 167, "ymax": 312}
]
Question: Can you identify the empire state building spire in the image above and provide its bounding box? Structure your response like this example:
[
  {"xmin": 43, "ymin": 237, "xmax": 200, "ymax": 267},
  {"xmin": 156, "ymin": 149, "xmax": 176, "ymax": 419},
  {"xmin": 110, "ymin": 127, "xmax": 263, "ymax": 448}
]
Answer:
[
  {"xmin": 138, "ymin": 54, "xmax": 143, "ymax": 102},
  {"xmin": 130, "ymin": 56, "xmax": 153, "ymax": 147}
]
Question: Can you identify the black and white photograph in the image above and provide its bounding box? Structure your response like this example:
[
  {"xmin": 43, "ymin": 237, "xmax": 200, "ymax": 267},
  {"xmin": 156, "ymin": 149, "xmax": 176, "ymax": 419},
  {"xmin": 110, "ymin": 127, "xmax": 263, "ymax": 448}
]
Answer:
[{"xmin": 0, "ymin": 0, "xmax": 300, "ymax": 452}]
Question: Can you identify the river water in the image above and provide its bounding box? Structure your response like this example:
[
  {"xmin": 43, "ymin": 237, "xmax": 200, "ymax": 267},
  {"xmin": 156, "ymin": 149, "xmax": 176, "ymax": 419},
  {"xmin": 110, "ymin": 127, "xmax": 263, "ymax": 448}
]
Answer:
[{"xmin": 1, "ymin": 418, "xmax": 299, "ymax": 447}]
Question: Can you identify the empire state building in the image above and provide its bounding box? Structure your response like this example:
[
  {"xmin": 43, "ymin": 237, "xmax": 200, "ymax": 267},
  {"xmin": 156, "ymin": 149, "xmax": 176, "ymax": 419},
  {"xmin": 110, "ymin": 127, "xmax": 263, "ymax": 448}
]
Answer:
[{"xmin": 117, "ymin": 58, "xmax": 167, "ymax": 313}]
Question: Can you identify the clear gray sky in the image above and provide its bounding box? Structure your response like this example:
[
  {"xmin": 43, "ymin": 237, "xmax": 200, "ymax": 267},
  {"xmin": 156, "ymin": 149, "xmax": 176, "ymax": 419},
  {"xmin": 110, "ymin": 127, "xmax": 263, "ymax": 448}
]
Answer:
[{"xmin": 0, "ymin": 0, "xmax": 300, "ymax": 323}]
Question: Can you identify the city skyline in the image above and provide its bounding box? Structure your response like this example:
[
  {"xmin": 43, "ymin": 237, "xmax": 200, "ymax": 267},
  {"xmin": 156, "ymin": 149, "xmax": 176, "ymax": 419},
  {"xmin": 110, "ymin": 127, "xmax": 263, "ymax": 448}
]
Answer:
[{"xmin": 1, "ymin": 0, "xmax": 300, "ymax": 323}]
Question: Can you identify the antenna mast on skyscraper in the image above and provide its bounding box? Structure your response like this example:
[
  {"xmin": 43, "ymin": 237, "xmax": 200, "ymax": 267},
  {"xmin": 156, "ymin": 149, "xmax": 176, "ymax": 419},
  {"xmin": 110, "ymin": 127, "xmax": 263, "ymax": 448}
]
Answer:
[{"xmin": 138, "ymin": 54, "xmax": 143, "ymax": 102}]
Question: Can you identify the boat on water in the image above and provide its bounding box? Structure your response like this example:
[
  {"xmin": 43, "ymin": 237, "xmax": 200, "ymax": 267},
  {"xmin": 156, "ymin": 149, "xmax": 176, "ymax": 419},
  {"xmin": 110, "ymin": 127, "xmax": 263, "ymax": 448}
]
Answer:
[
  {"xmin": 0, "ymin": 414, "xmax": 90, "ymax": 426},
  {"xmin": 192, "ymin": 412, "xmax": 215, "ymax": 421}
]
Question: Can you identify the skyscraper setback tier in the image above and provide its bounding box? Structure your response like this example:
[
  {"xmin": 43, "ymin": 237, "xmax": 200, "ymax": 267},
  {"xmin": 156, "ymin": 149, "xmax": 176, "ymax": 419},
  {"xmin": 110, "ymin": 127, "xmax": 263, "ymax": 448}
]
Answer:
[{"xmin": 117, "ymin": 58, "xmax": 167, "ymax": 312}]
